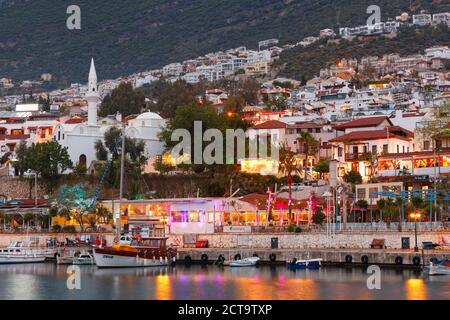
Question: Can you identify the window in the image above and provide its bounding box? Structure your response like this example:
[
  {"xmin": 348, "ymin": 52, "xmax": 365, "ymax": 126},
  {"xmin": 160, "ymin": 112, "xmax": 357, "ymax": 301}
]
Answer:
[
  {"xmin": 357, "ymin": 188, "xmax": 366, "ymax": 201},
  {"xmin": 58, "ymin": 132, "xmax": 60, "ymax": 140},
  {"xmin": 424, "ymin": 141, "xmax": 430, "ymax": 150},
  {"xmin": 383, "ymin": 144, "xmax": 388, "ymax": 154},
  {"xmin": 397, "ymin": 145, "xmax": 400, "ymax": 153},
  {"xmin": 369, "ymin": 188, "xmax": 378, "ymax": 199},
  {"xmin": 338, "ymin": 147, "xmax": 343, "ymax": 157},
  {"xmin": 315, "ymin": 128, "xmax": 321, "ymax": 133},
  {"xmin": 372, "ymin": 145, "xmax": 377, "ymax": 154}
]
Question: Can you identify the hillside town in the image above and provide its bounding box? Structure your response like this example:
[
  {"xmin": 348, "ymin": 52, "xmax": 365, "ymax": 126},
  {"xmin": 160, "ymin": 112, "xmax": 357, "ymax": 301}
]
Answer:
[
  {"xmin": 2, "ymin": 2, "xmax": 450, "ymax": 304},
  {"xmin": 0, "ymin": 9, "xmax": 449, "ymax": 237}
]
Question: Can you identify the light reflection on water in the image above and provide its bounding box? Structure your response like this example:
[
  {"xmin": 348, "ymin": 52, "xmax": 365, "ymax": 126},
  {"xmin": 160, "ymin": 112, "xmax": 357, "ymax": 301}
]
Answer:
[{"xmin": 0, "ymin": 263, "xmax": 448, "ymax": 300}]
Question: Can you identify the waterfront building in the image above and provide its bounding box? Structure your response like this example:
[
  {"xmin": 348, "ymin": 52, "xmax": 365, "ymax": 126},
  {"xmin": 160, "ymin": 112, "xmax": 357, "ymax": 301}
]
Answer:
[{"xmin": 100, "ymin": 194, "xmax": 322, "ymax": 234}]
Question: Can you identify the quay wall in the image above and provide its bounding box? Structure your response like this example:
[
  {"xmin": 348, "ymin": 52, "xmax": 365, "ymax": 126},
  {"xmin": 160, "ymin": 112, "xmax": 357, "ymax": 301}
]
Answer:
[
  {"xmin": 0, "ymin": 231, "xmax": 449, "ymax": 250},
  {"xmin": 168, "ymin": 231, "xmax": 450, "ymax": 250}
]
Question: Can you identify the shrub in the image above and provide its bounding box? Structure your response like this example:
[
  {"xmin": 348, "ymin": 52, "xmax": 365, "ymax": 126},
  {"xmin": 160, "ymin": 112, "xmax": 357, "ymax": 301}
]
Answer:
[
  {"xmin": 294, "ymin": 226, "xmax": 302, "ymax": 233},
  {"xmin": 312, "ymin": 208, "xmax": 326, "ymax": 225},
  {"xmin": 287, "ymin": 224, "xmax": 296, "ymax": 232},
  {"xmin": 51, "ymin": 224, "xmax": 61, "ymax": 233}
]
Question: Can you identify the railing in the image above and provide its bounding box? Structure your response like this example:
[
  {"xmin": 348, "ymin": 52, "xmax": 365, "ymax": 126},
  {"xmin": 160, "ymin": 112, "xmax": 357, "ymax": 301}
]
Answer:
[
  {"xmin": 345, "ymin": 152, "xmax": 371, "ymax": 161},
  {"xmin": 321, "ymin": 222, "xmax": 448, "ymax": 232},
  {"xmin": 214, "ymin": 222, "xmax": 449, "ymax": 233}
]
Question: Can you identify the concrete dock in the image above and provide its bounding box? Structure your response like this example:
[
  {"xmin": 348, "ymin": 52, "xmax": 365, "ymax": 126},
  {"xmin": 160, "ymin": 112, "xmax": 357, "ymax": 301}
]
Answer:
[{"xmin": 177, "ymin": 248, "xmax": 450, "ymax": 267}]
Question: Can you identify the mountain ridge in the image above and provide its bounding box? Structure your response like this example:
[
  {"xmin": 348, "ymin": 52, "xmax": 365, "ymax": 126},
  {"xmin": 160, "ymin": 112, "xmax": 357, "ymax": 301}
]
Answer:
[{"xmin": 0, "ymin": 0, "xmax": 448, "ymax": 85}]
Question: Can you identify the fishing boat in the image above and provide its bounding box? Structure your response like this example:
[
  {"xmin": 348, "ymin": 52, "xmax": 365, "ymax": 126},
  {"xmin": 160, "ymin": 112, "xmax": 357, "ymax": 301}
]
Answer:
[
  {"xmin": 0, "ymin": 241, "xmax": 56, "ymax": 264},
  {"xmin": 429, "ymin": 260, "xmax": 450, "ymax": 275},
  {"xmin": 229, "ymin": 257, "xmax": 260, "ymax": 267},
  {"xmin": 287, "ymin": 258, "xmax": 323, "ymax": 270},
  {"xmin": 93, "ymin": 236, "xmax": 176, "ymax": 268}
]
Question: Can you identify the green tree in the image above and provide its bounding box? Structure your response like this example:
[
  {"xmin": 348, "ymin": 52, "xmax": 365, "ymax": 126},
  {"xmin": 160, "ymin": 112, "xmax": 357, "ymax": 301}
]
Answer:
[
  {"xmin": 343, "ymin": 170, "xmax": 362, "ymax": 188},
  {"xmin": 55, "ymin": 184, "xmax": 93, "ymax": 232},
  {"xmin": 99, "ymin": 82, "xmax": 145, "ymax": 117},
  {"xmin": 312, "ymin": 207, "xmax": 325, "ymax": 225},
  {"xmin": 313, "ymin": 160, "xmax": 329, "ymax": 179},
  {"xmin": 14, "ymin": 141, "xmax": 73, "ymax": 192}
]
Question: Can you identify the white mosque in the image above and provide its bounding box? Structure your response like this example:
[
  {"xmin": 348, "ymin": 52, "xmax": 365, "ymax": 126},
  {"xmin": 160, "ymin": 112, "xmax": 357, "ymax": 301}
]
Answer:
[{"xmin": 53, "ymin": 59, "xmax": 166, "ymax": 172}]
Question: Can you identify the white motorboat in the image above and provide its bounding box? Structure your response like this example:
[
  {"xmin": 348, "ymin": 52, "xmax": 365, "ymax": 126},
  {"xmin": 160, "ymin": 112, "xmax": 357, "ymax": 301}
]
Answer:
[
  {"xmin": 0, "ymin": 241, "xmax": 55, "ymax": 264},
  {"xmin": 229, "ymin": 257, "xmax": 260, "ymax": 267},
  {"xmin": 73, "ymin": 253, "xmax": 95, "ymax": 265},
  {"xmin": 57, "ymin": 252, "xmax": 95, "ymax": 265},
  {"xmin": 429, "ymin": 260, "xmax": 450, "ymax": 275}
]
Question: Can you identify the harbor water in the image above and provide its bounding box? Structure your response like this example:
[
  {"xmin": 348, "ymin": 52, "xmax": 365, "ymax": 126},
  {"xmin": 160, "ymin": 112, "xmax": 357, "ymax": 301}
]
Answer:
[{"xmin": 0, "ymin": 263, "xmax": 448, "ymax": 300}]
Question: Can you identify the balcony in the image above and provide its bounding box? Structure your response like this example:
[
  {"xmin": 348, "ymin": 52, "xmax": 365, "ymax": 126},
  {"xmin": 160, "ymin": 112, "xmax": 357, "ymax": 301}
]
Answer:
[{"xmin": 345, "ymin": 152, "xmax": 371, "ymax": 161}]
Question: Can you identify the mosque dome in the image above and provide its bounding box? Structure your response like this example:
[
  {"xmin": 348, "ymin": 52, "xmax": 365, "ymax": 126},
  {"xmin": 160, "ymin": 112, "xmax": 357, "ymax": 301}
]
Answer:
[{"xmin": 136, "ymin": 112, "xmax": 163, "ymax": 120}]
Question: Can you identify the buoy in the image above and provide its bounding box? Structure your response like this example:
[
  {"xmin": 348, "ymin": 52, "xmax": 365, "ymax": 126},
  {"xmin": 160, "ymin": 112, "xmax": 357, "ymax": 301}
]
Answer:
[{"xmin": 345, "ymin": 255, "xmax": 353, "ymax": 264}]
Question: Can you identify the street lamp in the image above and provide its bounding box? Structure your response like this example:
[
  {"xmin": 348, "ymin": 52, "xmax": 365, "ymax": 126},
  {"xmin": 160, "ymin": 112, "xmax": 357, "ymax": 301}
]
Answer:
[{"xmin": 410, "ymin": 212, "xmax": 421, "ymax": 252}]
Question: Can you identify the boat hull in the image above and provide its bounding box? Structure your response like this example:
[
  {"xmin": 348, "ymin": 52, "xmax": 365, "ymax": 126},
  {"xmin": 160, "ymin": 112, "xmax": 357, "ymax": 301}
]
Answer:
[
  {"xmin": 229, "ymin": 257, "xmax": 260, "ymax": 267},
  {"xmin": 429, "ymin": 261, "xmax": 450, "ymax": 275},
  {"xmin": 288, "ymin": 258, "xmax": 323, "ymax": 270},
  {"xmin": 93, "ymin": 249, "xmax": 170, "ymax": 268},
  {"xmin": 0, "ymin": 256, "xmax": 46, "ymax": 264}
]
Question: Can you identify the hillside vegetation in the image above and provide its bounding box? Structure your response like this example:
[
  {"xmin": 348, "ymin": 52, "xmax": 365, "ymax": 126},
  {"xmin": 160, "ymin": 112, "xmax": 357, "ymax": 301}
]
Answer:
[{"xmin": 0, "ymin": 0, "xmax": 447, "ymax": 85}]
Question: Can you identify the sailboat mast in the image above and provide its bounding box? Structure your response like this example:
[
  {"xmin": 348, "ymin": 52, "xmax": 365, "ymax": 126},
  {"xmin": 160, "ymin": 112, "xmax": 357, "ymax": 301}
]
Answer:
[{"xmin": 118, "ymin": 123, "xmax": 126, "ymax": 235}]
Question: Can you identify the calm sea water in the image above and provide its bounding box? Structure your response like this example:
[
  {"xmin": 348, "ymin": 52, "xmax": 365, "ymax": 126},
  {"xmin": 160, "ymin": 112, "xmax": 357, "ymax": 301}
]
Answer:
[{"xmin": 0, "ymin": 263, "xmax": 448, "ymax": 300}]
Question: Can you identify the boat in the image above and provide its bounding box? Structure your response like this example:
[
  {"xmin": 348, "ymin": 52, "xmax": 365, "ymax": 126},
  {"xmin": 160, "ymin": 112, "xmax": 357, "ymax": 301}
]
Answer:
[
  {"xmin": 93, "ymin": 236, "xmax": 177, "ymax": 268},
  {"xmin": 229, "ymin": 257, "xmax": 260, "ymax": 267},
  {"xmin": 73, "ymin": 253, "xmax": 95, "ymax": 265},
  {"xmin": 57, "ymin": 251, "xmax": 95, "ymax": 265},
  {"xmin": 429, "ymin": 260, "xmax": 450, "ymax": 275},
  {"xmin": 0, "ymin": 241, "xmax": 56, "ymax": 264},
  {"xmin": 287, "ymin": 258, "xmax": 323, "ymax": 270}
]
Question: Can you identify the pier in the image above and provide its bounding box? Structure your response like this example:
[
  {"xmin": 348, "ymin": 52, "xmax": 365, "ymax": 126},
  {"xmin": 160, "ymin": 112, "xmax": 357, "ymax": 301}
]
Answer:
[{"xmin": 177, "ymin": 248, "xmax": 450, "ymax": 267}]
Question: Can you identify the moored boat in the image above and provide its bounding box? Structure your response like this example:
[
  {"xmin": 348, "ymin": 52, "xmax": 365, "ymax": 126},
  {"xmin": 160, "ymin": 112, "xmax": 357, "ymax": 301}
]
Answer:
[
  {"xmin": 429, "ymin": 260, "xmax": 450, "ymax": 275},
  {"xmin": 287, "ymin": 258, "xmax": 323, "ymax": 270},
  {"xmin": 93, "ymin": 236, "xmax": 176, "ymax": 268},
  {"xmin": 229, "ymin": 257, "xmax": 260, "ymax": 267},
  {"xmin": 0, "ymin": 241, "xmax": 56, "ymax": 264}
]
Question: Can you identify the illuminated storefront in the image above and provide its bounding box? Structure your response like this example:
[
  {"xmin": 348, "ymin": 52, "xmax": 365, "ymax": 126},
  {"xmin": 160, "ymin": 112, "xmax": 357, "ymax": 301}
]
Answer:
[{"xmin": 101, "ymin": 195, "xmax": 316, "ymax": 234}]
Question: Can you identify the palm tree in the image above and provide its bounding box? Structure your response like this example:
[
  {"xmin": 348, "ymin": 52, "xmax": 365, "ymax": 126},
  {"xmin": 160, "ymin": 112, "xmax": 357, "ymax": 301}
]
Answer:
[
  {"xmin": 278, "ymin": 145, "xmax": 303, "ymax": 222},
  {"xmin": 377, "ymin": 198, "xmax": 386, "ymax": 222},
  {"xmin": 297, "ymin": 132, "xmax": 319, "ymax": 180}
]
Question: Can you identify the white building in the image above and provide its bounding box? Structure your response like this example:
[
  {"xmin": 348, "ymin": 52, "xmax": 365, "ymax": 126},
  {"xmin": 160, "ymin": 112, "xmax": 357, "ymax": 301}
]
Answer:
[
  {"xmin": 54, "ymin": 59, "xmax": 166, "ymax": 171},
  {"xmin": 433, "ymin": 12, "xmax": 450, "ymax": 26},
  {"xmin": 413, "ymin": 14, "xmax": 432, "ymax": 26}
]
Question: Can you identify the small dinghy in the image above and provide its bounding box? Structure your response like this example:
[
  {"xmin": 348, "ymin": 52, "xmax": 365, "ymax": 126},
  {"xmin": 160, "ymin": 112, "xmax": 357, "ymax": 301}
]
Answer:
[
  {"xmin": 229, "ymin": 257, "xmax": 260, "ymax": 267},
  {"xmin": 429, "ymin": 260, "xmax": 450, "ymax": 275},
  {"xmin": 287, "ymin": 258, "xmax": 323, "ymax": 270}
]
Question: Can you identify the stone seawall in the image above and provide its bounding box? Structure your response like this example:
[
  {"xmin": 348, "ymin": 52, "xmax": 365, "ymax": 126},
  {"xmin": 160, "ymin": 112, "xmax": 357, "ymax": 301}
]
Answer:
[
  {"xmin": 168, "ymin": 231, "xmax": 450, "ymax": 249},
  {"xmin": 0, "ymin": 177, "xmax": 46, "ymax": 199}
]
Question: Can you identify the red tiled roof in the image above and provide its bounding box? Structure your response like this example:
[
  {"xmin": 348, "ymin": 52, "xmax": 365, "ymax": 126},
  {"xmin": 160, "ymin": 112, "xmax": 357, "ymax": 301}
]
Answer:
[
  {"xmin": 329, "ymin": 129, "xmax": 412, "ymax": 143},
  {"xmin": 251, "ymin": 120, "xmax": 288, "ymax": 130},
  {"xmin": 333, "ymin": 116, "xmax": 392, "ymax": 130},
  {"xmin": 65, "ymin": 117, "xmax": 84, "ymax": 124}
]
